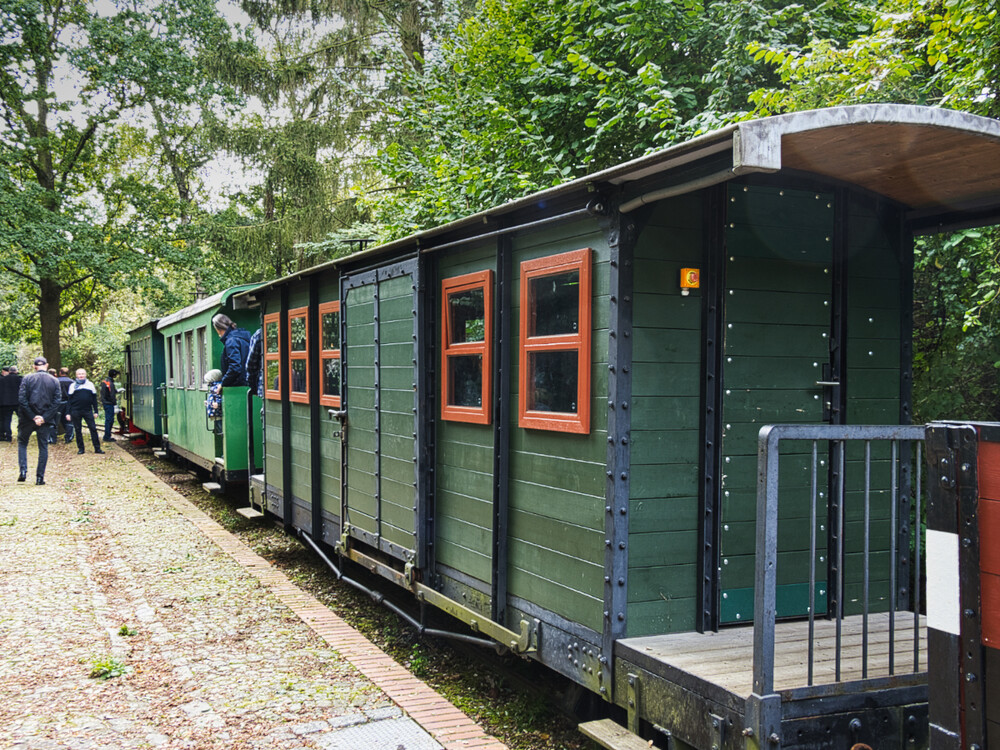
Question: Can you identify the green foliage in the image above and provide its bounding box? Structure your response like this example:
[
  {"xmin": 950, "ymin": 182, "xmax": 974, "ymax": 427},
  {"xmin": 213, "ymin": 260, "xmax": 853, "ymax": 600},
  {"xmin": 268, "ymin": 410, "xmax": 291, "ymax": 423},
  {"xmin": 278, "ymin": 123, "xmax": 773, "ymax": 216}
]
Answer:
[
  {"xmin": 748, "ymin": 0, "xmax": 1000, "ymax": 117},
  {"xmin": 87, "ymin": 655, "xmax": 128, "ymax": 681},
  {"xmin": 913, "ymin": 229, "xmax": 1000, "ymax": 422},
  {"xmin": 364, "ymin": 0, "xmax": 868, "ymax": 236}
]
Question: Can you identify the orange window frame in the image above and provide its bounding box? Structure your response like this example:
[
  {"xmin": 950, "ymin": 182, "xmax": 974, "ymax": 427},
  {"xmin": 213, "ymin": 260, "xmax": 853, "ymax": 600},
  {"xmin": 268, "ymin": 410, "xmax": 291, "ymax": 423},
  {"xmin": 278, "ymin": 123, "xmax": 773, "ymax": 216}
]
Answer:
[
  {"xmin": 441, "ymin": 270, "xmax": 493, "ymax": 425},
  {"xmin": 318, "ymin": 300, "xmax": 341, "ymax": 408},
  {"xmin": 518, "ymin": 248, "xmax": 592, "ymax": 434},
  {"xmin": 287, "ymin": 306, "xmax": 310, "ymax": 404},
  {"xmin": 263, "ymin": 312, "xmax": 281, "ymax": 401}
]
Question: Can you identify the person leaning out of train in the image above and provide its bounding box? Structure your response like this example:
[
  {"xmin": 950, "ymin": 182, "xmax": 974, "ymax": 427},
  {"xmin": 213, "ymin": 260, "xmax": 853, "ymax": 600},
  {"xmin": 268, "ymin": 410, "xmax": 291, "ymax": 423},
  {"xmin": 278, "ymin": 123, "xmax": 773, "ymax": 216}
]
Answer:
[
  {"xmin": 212, "ymin": 313, "xmax": 252, "ymax": 387},
  {"xmin": 0, "ymin": 365, "xmax": 22, "ymax": 442},
  {"xmin": 99, "ymin": 369, "xmax": 119, "ymax": 442},
  {"xmin": 67, "ymin": 369, "xmax": 104, "ymax": 455},
  {"xmin": 204, "ymin": 368, "xmax": 224, "ymax": 435}
]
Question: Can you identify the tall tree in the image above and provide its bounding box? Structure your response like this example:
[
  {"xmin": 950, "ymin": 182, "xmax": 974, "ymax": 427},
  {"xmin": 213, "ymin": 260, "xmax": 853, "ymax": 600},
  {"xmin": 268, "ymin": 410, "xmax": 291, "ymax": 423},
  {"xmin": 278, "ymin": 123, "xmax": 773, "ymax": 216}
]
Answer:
[
  {"xmin": 0, "ymin": 0, "xmax": 240, "ymax": 367},
  {"xmin": 363, "ymin": 0, "xmax": 866, "ymax": 237}
]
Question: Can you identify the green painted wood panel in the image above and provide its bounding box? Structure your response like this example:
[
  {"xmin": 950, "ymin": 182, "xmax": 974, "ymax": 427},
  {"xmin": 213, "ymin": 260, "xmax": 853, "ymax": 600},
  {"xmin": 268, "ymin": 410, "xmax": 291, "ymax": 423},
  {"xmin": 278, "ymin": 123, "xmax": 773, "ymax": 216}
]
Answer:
[
  {"xmin": 627, "ymin": 194, "xmax": 704, "ymax": 637},
  {"xmin": 719, "ymin": 184, "xmax": 833, "ymax": 624},
  {"xmin": 504, "ymin": 224, "xmax": 609, "ymax": 630}
]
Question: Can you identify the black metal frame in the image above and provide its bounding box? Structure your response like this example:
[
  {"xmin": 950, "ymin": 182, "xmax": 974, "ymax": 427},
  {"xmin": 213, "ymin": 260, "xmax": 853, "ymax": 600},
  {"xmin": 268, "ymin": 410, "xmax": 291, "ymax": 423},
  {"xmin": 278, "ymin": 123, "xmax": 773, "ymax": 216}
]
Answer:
[
  {"xmin": 602, "ymin": 198, "xmax": 636, "ymax": 698},
  {"xmin": 280, "ymin": 285, "xmax": 293, "ymax": 530},
  {"xmin": 491, "ymin": 234, "xmax": 512, "ymax": 626},
  {"xmin": 699, "ymin": 183, "xmax": 726, "ymax": 632},
  {"xmin": 309, "ymin": 276, "xmax": 322, "ymax": 538}
]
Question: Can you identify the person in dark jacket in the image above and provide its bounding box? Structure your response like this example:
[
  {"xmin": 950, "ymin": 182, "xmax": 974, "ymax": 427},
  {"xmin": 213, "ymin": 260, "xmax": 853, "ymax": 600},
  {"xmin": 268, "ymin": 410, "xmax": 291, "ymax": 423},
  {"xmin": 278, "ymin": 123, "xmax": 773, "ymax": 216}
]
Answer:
[
  {"xmin": 67, "ymin": 369, "xmax": 104, "ymax": 455},
  {"xmin": 17, "ymin": 357, "xmax": 63, "ymax": 484},
  {"xmin": 212, "ymin": 314, "xmax": 251, "ymax": 387},
  {"xmin": 245, "ymin": 327, "xmax": 263, "ymax": 397},
  {"xmin": 0, "ymin": 365, "xmax": 22, "ymax": 441},
  {"xmin": 57, "ymin": 367, "xmax": 75, "ymax": 443},
  {"xmin": 99, "ymin": 369, "xmax": 119, "ymax": 442}
]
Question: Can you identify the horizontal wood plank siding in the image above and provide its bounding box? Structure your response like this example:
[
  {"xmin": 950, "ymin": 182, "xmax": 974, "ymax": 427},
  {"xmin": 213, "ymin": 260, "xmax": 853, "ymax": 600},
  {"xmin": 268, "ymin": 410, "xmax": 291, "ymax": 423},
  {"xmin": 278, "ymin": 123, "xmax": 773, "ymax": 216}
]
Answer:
[
  {"xmin": 627, "ymin": 192, "xmax": 703, "ymax": 636},
  {"xmin": 434, "ymin": 245, "xmax": 496, "ymax": 588},
  {"xmin": 509, "ymin": 222, "xmax": 608, "ymax": 633}
]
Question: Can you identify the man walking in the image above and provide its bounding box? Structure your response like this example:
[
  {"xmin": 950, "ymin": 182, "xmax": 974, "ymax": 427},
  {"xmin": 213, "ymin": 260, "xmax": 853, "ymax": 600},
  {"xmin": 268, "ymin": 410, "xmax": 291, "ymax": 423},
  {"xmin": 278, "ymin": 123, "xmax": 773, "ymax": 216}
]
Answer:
[
  {"xmin": 0, "ymin": 365, "xmax": 21, "ymax": 441},
  {"xmin": 99, "ymin": 369, "xmax": 119, "ymax": 442},
  {"xmin": 17, "ymin": 357, "xmax": 63, "ymax": 485}
]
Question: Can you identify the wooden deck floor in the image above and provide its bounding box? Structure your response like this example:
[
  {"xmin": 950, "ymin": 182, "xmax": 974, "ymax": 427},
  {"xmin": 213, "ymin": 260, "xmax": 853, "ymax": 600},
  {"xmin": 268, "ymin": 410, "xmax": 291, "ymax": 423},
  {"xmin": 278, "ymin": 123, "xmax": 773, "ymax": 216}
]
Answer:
[{"xmin": 618, "ymin": 612, "xmax": 927, "ymax": 697}]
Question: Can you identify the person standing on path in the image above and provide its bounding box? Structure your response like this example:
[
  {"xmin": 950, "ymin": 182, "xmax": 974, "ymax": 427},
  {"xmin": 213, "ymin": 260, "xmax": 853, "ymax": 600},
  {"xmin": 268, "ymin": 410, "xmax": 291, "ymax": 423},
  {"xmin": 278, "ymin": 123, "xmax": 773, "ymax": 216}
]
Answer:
[
  {"xmin": 0, "ymin": 365, "xmax": 21, "ymax": 442},
  {"xmin": 99, "ymin": 369, "xmax": 119, "ymax": 442},
  {"xmin": 17, "ymin": 357, "xmax": 63, "ymax": 484},
  {"xmin": 57, "ymin": 367, "xmax": 75, "ymax": 444},
  {"xmin": 67, "ymin": 369, "xmax": 104, "ymax": 455}
]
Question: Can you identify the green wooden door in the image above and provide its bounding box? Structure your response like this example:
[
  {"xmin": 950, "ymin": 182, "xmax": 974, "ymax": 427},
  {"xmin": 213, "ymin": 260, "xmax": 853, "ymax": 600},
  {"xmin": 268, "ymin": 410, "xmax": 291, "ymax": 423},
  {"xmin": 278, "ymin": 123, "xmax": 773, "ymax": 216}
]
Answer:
[
  {"xmin": 719, "ymin": 184, "xmax": 833, "ymax": 624},
  {"xmin": 342, "ymin": 262, "xmax": 421, "ymax": 565}
]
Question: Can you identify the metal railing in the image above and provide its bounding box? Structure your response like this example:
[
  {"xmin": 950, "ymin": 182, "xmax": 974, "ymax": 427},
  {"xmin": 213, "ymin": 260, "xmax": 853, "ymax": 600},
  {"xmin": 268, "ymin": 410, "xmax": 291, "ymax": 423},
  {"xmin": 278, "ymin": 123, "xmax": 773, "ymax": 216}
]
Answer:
[{"xmin": 751, "ymin": 424, "xmax": 927, "ymax": 698}]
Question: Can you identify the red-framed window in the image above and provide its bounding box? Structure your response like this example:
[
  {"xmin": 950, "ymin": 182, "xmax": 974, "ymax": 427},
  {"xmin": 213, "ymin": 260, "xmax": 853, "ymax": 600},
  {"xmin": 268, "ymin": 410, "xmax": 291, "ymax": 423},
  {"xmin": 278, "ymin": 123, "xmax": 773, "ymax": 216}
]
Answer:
[
  {"xmin": 518, "ymin": 248, "xmax": 592, "ymax": 434},
  {"xmin": 441, "ymin": 270, "xmax": 493, "ymax": 424},
  {"xmin": 318, "ymin": 301, "xmax": 341, "ymax": 408},
  {"xmin": 288, "ymin": 306, "xmax": 310, "ymax": 404},
  {"xmin": 263, "ymin": 312, "xmax": 281, "ymax": 401}
]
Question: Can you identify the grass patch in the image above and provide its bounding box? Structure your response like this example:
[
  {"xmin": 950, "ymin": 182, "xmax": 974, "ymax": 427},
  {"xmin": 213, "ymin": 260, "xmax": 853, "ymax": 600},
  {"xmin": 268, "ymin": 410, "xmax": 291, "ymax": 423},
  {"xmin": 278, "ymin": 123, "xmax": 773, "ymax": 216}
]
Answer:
[{"xmin": 88, "ymin": 655, "xmax": 128, "ymax": 681}]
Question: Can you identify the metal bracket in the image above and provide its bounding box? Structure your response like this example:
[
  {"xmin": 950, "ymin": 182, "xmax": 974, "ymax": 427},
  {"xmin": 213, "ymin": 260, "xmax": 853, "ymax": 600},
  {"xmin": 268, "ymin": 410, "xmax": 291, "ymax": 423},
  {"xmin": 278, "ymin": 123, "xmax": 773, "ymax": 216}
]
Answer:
[
  {"xmin": 627, "ymin": 673, "xmax": 641, "ymax": 734},
  {"xmin": 414, "ymin": 583, "xmax": 537, "ymax": 654},
  {"xmin": 404, "ymin": 561, "xmax": 415, "ymax": 586},
  {"xmin": 710, "ymin": 713, "xmax": 725, "ymax": 750},
  {"xmin": 336, "ymin": 523, "xmax": 351, "ymax": 554}
]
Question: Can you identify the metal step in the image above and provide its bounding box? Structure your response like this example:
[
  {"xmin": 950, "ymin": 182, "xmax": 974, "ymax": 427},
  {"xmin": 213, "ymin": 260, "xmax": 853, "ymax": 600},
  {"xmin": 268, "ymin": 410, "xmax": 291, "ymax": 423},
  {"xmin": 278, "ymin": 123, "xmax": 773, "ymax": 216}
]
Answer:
[
  {"xmin": 236, "ymin": 507, "xmax": 265, "ymax": 519},
  {"xmin": 578, "ymin": 719, "xmax": 651, "ymax": 750},
  {"xmin": 201, "ymin": 482, "xmax": 222, "ymax": 494},
  {"xmin": 153, "ymin": 450, "xmax": 168, "ymax": 459}
]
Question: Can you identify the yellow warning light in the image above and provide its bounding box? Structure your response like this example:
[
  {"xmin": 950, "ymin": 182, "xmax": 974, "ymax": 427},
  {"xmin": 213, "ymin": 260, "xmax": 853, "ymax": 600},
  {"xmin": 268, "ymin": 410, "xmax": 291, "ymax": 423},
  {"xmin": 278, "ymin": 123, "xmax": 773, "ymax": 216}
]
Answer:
[{"xmin": 680, "ymin": 268, "xmax": 700, "ymax": 296}]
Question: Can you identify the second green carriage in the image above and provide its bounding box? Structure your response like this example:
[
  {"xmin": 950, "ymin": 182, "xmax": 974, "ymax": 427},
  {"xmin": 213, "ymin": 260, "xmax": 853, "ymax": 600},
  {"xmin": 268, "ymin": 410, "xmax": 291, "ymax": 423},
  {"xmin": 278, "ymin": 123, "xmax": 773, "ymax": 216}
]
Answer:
[{"xmin": 156, "ymin": 285, "xmax": 263, "ymax": 485}]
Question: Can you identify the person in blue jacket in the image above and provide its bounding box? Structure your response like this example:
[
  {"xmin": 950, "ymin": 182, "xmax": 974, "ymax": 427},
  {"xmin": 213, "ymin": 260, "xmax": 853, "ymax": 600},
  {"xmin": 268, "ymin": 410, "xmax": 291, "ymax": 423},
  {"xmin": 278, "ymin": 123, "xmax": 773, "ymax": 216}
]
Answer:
[
  {"xmin": 212, "ymin": 314, "xmax": 251, "ymax": 387},
  {"xmin": 67, "ymin": 369, "xmax": 105, "ymax": 455}
]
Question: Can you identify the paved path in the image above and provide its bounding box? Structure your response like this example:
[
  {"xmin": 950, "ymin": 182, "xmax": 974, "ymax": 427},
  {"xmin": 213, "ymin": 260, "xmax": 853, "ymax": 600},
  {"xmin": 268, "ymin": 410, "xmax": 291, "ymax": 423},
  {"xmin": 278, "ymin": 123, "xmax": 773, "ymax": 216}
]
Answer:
[{"xmin": 0, "ymin": 437, "xmax": 507, "ymax": 750}]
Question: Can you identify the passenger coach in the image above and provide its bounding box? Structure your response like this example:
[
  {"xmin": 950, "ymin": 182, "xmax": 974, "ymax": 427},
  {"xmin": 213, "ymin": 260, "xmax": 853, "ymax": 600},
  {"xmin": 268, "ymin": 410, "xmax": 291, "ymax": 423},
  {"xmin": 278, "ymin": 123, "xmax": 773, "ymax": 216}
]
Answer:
[{"xmin": 235, "ymin": 105, "xmax": 1000, "ymax": 749}]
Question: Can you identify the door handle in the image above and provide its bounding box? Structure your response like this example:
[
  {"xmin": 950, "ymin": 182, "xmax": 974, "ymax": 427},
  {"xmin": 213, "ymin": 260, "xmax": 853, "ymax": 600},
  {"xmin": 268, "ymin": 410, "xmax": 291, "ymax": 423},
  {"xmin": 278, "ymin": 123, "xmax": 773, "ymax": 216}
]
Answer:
[{"xmin": 815, "ymin": 381, "xmax": 840, "ymax": 387}]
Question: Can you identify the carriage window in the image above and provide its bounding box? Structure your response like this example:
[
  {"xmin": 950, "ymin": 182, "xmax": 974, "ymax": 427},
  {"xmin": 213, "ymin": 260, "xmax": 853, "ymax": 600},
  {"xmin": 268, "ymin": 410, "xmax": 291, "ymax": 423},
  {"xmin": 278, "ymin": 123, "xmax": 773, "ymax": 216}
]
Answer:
[
  {"xmin": 318, "ymin": 301, "xmax": 341, "ymax": 408},
  {"xmin": 167, "ymin": 336, "xmax": 174, "ymax": 385},
  {"xmin": 441, "ymin": 270, "xmax": 492, "ymax": 424},
  {"xmin": 518, "ymin": 248, "xmax": 591, "ymax": 434},
  {"xmin": 288, "ymin": 307, "xmax": 309, "ymax": 404},
  {"xmin": 263, "ymin": 313, "xmax": 281, "ymax": 400},
  {"xmin": 185, "ymin": 330, "xmax": 196, "ymax": 388},
  {"xmin": 174, "ymin": 337, "xmax": 183, "ymax": 389},
  {"xmin": 197, "ymin": 327, "xmax": 207, "ymax": 389}
]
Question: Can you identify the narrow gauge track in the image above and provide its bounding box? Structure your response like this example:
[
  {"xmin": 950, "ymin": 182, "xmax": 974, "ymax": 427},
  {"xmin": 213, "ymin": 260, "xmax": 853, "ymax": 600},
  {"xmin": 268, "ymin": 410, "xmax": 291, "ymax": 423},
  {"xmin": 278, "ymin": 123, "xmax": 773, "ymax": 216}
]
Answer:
[{"xmin": 123, "ymin": 440, "xmax": 598, "ymax": 750}]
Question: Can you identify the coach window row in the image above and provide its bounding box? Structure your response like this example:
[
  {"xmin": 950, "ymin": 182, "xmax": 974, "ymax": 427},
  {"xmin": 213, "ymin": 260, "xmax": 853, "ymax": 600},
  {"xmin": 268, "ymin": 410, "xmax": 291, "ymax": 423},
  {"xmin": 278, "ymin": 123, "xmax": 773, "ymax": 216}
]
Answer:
[
  {"xmin": 263, "ymin": 304, "xmax": 342, "ymax": 408},
  {"xmin": 164, "ymin": 327, "xmax": 210, "ymax": 390},
  {"xmin": 262, "ymin": 247, "xmax": 591, "ymax": 435},
  {"xmin": 441, "ymin": 247, "xmax": 592, "ymax": 434}
]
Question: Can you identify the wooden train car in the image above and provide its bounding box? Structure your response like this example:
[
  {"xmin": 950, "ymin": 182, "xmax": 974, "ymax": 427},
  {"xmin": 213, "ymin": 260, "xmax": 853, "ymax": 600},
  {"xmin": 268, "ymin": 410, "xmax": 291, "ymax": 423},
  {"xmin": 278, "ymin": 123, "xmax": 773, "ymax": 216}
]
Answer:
[
  {"xmin": 156, "ymin": 285, "xmax": 263, "ymax": 485},
  {"xmin": 221, "ymin": 105, "xmax": 1000, "ymax": 749},
  {"xmin": 125, "ymin": 320, "xmax": 165, "ymax": 440}
]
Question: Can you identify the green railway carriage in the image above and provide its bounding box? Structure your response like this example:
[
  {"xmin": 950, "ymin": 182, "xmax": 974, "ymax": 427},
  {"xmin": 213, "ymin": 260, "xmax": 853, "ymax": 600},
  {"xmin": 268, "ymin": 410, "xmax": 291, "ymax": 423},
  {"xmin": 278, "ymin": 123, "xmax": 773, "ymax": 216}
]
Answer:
[
  {"xmin": 234, "ymin": 105, "xmax": 1000, "ymax": 749},
  {"xmin": 156, "ymin": 285, "xmax": 264, "ymax": 484},
  {"xmin": 125, "ymin": 320, "xmax": 165, "ymax": 439}
]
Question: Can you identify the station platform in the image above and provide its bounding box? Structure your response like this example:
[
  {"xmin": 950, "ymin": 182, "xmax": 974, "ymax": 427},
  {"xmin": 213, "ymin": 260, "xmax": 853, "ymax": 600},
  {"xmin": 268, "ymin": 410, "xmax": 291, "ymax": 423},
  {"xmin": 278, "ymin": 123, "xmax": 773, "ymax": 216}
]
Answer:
[{"xmin": 0, "ymin": 438, "xmax": 507, "ymax": 750}]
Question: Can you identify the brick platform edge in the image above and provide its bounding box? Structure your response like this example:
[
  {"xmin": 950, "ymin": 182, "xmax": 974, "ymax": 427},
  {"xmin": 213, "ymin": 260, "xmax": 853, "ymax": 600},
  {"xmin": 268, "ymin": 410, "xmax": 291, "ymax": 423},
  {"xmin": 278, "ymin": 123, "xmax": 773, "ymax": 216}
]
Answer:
[{"xmin": 130, "ymin": 455, "xmax": 509, "ymax": 750}]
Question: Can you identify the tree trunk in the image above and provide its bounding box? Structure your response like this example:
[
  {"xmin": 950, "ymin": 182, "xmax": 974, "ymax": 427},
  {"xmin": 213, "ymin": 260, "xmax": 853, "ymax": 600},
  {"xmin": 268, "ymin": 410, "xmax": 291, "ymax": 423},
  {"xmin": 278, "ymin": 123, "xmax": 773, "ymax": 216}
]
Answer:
[{"xmin": 38, "ymin": 277, "xmax": 63, "ymax": 370}]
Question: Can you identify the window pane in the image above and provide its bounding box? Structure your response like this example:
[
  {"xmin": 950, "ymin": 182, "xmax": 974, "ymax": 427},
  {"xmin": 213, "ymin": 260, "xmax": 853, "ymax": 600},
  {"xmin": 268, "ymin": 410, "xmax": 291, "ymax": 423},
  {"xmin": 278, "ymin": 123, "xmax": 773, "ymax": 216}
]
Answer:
[
  {"xmin": 322, "ymin": 311, "xmax": 340, "ymax": 351},
  {"xmin": 290, "ymin": 316, "xmax": 307, "ymax": 352},
  {"xmin": 323, "ymin": 357, "xmax": 341, "ymax": 397},
  {"xmin": 291, "ymin": 359, "xmax": 307, "ymax": 393},
  {"xmin": 265, "ymin": 321, "xmax": 279, "ymax": 353},
  {"xmin": 528, "ymin": 350, "xmax": 578, "ymax": 413},
  {"xmin": 265, "ymin": 359, "xmax": 280, "ymax": 392},
  {"xmin": 447, "ymin": 288, "xmax": 485, "ymax": 344},
  {"xmin": 530, "ymin": 271, "xmax": 579, "ymax": 336},
  {"xmin": 447, "ymin": 355, "xmax": 483, "ymax": 407}
]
